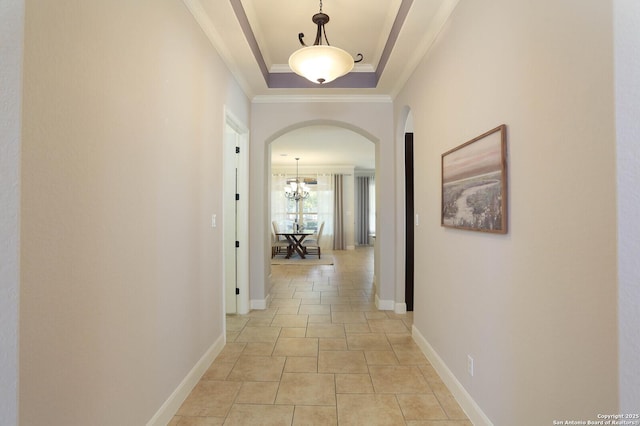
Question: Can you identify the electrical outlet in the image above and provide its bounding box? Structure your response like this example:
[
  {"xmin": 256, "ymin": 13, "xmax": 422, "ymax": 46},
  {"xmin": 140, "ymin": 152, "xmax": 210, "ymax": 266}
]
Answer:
[{"xmin": 467, "ymin": 355, "xmax": 474, "ymax": 377}]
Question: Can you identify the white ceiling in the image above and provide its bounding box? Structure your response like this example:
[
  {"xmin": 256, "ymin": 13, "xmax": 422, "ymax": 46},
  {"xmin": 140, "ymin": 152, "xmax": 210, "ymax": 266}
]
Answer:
[
  {"xmin": 183, "ymin": 0, "xmax": 458, "ymax": 167},
  {"xmin": 271, "ymin": 125, "xmax": 375, "ymax": 170}
]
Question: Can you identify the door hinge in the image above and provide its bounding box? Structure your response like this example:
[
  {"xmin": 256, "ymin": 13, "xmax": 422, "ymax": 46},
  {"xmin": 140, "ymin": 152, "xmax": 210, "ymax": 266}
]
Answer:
[
  {"xmin": 235, "ymin": 288, "xmax": 240, "ymax": 295},
  {"xmin": 235, "ymin": 193, "xmax": 240, "ymax": 201},
  {"xmin": 235, "ymin": 241, "xmax": 240, "ymax": 248},
  {"xmin": 235, "ymin": 146, "xmax": 240, "ymax": 154}
]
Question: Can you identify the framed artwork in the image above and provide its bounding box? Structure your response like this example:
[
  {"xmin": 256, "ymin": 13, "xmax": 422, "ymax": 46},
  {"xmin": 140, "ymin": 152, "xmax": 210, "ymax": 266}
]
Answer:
[{"xmin": 441, "ymin": 124, "xmax": 507, "ymax": 233}]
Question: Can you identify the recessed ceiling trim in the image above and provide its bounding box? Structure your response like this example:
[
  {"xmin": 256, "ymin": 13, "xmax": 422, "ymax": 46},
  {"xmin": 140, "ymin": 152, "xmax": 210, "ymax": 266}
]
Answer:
[
  {"xmin": 231, "ymin": 0, "xmax": 412, "ymax": 89},
  {"xmin": 268, "ymin": 72, "xmax": 378, "ymax": 89},
  {"xmin": 252, "ymin": 94, "xmax": 393, "ymax": 104},
  {"xmin": 182, "ymin": 0, "xmax": 255, "ymax": 96},
  {"xmin": 270, "ymin": 63, "xmax": 376, "ymax": 74},
  {"xmin": 376, "ymin": 0, "xmax": 413, "ymax": 81},
  {"xmin": 230, "ymin": 0, "xmax": 270, "ymax": 82}
]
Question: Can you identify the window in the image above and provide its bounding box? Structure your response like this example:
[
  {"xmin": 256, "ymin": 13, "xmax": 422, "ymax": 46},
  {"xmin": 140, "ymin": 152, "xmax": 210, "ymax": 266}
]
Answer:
[{"xmin": 272, "ymin": 172, "xmax": 334, "ymax": 249}]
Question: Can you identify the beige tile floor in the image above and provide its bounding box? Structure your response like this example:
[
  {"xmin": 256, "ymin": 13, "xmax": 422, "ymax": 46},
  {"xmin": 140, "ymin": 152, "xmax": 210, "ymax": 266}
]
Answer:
[{"xmin": 170, "ymin": 247, "xmax": 471, "ymax": 426}]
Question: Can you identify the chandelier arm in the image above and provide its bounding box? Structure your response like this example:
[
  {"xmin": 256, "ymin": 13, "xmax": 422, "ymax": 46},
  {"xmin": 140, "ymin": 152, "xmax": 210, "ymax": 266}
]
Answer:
[
  {"xmin": 313, "ymin": 21, "xmax": 324, "ymax": 45},
  {"xmin": 354, "ymin": 53, "xmax": 364, "ymax": 63},
  {"xmin": 322, "ymin": 24, "xmax": 331, "ymax": 46},
  {"xmin": 311, "ymin": 12, "xmax": 329, "ymax": 46},
  {"xmin": 298, "ymin": 32, "xmax": 307, "ymax": 47}
]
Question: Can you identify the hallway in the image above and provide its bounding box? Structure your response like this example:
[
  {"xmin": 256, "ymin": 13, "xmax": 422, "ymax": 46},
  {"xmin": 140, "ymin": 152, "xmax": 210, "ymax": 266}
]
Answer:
[{"xmin": 170, "ymin": 248, "xmax": 470, "ymax": 425}]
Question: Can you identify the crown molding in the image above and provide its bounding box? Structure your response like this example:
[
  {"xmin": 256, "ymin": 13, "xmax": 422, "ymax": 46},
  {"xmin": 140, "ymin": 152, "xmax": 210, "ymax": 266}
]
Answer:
[
  {"xmin": 386, "ymin": 0, "xmax": 461, "ymax": 98},
  {"xmin": 252, "ymin": 94, "xmax": 392, "ymax": 104},
  {"xmin": 269, "ymin": 63, "xmax": 376, "ymax": 74},
  {"xmin": 182, "ymin": 0, "xmax": 256, "ymax": 98}
]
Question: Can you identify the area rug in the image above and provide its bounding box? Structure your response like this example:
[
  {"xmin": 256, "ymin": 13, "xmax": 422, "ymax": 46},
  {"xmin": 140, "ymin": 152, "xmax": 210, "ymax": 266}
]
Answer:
[{"xmin": 271, "ymin": 254, "xmax": 334, "ymax": 265}]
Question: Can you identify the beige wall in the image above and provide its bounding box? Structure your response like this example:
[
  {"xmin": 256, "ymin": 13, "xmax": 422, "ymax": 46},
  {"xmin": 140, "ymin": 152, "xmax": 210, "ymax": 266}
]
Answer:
[
  {"xmin": 395, "ymin": 0, "xmax": 618, "ymax": 423},
  {"xmin": 20, "ymin": 0, "xmax": 248, "ymax": 424}
]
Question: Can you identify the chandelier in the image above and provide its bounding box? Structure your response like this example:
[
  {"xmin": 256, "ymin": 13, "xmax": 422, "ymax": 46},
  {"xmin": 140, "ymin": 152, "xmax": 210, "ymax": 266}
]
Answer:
[
  {"xmin": 284, "ymin": 158, "xmax": 310, "ymax": 201},
  {"xmin": 288, "ymin": 0, "xmax": 363, "ymax": 85}
]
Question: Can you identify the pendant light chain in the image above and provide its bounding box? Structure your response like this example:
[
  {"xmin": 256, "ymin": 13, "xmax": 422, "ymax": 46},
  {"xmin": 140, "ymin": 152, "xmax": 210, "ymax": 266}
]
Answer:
[{"xmin": 318, "ymin": 0, "xmax": 331, "ymax": 45}]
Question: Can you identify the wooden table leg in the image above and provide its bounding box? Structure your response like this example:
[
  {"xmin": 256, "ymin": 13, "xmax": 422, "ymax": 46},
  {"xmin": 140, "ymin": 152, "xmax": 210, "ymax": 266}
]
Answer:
[{"xmin": 285, "ymin": 235, "xmax": 307, "ymax": 259}]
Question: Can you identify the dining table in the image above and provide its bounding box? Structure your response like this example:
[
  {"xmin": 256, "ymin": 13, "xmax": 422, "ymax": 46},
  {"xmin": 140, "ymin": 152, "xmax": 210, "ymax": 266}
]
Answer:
[{"xmin": 276, "ymin": 231, "xmax": 315, "ymax": 259}]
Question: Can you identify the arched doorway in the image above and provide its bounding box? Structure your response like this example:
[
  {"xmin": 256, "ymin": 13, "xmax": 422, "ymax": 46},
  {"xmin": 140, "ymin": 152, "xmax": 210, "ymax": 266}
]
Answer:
[
  {"xmin": 264, "ymin": 120, "xmax": 381, "ymax": 303},
  {"xmin": 270, "ymin": 124, "xmax": 375, "ymax": 253},
  {"xmin": 248, "ymin": 102, "xmax": 396, "ymax": 314}
]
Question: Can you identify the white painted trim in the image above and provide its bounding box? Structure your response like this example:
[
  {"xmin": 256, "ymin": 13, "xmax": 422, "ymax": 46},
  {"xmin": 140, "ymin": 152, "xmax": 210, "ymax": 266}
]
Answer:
[
  {"xmin": 252, "ymin": 95, "xmax": 392, "ymax": 104},
  {"xmin": 269, "ymin": 64, "xmax": 376, "ymax": 74},
  {"xmin": 272, "ymin": 165, "xmax": 356, "ymax": 175},
  {"xmin": 412, "ymin": 325, "xmax": 494, "ymax": 426},
  {"xmin": 375, "ymin": 294, "xmax": 395, "ymax": 311},
  {"xmin": 387, "ymin": 0, "xmax": 461, "ymax": 99},
  {"xmin": 394, "ymin": 303, "xmax": 407, "ymax": 314},
  {"xmin": 146, "ymin": 334, "xmax": 225, "ymax": 426},
  {"xmin": 223, "ymin": 107, "xmax": 250, "ymax": 315},
  {"xmin": 181, "ymin": 0, "xmax": 253, "ymax": 97},
  {"xmin": 251, "ymin": 292, "xmax": 271, "ymax": 310}
]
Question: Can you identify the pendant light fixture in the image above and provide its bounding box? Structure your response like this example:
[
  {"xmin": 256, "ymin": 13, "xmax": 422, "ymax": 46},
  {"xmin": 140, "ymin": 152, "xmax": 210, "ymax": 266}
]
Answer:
[
  {"xmin": 288, "ymin": 0, "xmax": 363, "ymax": 85},
  {"xmin": 284, "ymin": 158, "xmax": 310, "ymax": 201}
]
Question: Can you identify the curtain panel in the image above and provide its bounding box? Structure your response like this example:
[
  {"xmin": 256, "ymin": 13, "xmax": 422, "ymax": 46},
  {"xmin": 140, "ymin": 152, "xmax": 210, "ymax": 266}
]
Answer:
[
  {"xmin": 356, "ymin": 176, "xmax": 370, "ymax": 245},
  {"xmin": 333, "ymin": 174, "xmax": 345, "ymax": 250}
]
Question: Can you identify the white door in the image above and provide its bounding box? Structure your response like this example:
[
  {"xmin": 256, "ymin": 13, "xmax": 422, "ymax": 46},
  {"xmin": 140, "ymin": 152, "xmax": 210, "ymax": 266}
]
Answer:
[{"xmin": 223, "ymin": 113, "xmax": 249, "ymax": 314}]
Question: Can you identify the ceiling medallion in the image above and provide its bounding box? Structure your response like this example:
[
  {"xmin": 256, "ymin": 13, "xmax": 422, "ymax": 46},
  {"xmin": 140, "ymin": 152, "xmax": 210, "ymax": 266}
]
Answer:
[{"xmin": 288, "ymin": 0, "xmax": 363, "ymax": 85}]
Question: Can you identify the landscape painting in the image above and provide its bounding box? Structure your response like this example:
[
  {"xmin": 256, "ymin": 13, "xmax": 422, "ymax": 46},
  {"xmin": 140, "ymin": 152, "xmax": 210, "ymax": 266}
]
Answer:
[{"xmin": 441, "ymin": 125, "xmax": 507, "ymax": 233}]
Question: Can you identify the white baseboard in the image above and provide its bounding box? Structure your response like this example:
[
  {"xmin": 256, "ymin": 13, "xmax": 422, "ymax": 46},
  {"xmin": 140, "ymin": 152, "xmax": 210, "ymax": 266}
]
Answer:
[
  {"xmin": 251, "ymin": 292, "xmax": 271, "ymax": 310},
  {"xmin": 412, "ymin": 325, "xmax": 493, "ymax": 426},
  {"xmin": 375, "ymin": 294, "xmax": 395, "ymax": 311},
  {"xmin": 146, "ymin": 334, "xmax": 225, "ymax": 426},
  {"xmin": 394, "ymin": 303, "xmax": 407, "ymax": 314},
  {"xmin": 346, "ymin": 245, "xmax": 355, "ymax": 250}
]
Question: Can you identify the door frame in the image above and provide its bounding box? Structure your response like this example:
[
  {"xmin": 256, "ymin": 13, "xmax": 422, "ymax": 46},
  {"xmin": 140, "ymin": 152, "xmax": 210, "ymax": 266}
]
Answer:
[{"xmin": 223, "ymin": 107, "xmax": 249, "ymax": 315}]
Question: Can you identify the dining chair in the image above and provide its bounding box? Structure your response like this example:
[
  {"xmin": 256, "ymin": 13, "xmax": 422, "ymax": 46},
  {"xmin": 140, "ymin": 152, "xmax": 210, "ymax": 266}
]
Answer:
[
  {"xmin": 302, "ymin": 221, "xmax": 324, "ymax": 259},
  {"xmin": 271, "ymin": 221, "xmax": 290, "ymax": 258}
]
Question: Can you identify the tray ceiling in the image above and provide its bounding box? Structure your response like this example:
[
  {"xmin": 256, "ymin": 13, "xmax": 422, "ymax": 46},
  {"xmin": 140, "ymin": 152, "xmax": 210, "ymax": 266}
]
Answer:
[{"xmin": 184, "ymin": 0, "xmax": 459, "ymax": 98}]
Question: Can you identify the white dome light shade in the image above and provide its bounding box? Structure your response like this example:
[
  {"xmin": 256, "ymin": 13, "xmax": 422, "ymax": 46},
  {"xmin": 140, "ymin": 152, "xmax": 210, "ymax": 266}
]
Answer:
[{"xmin": 289, "ymin": 45, "xmax": 355, "ymax": 84}]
